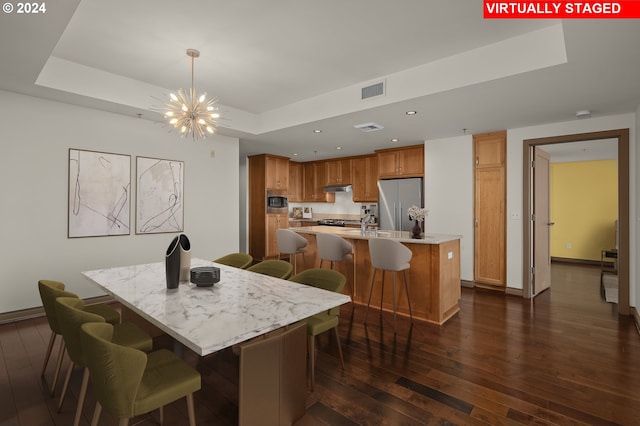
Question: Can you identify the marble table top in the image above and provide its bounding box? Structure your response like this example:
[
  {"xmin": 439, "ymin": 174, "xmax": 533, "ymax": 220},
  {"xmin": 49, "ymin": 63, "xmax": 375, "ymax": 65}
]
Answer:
[
  {"xmin": 291, "ymin": 225, "xmax": 462, "ymax": 244},
  {"xmin": 82, "ymin": 258, "xmax": 351, "ymax": 356}
]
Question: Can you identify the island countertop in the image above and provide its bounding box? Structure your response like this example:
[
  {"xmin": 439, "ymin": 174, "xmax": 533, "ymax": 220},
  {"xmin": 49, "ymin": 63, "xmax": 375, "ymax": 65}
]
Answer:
[
  {"xmin": 290, "ymin": 226, "xmax": 462, "ymax": 325},
  {"xmin": 290, "ymin": 225, "xmax": 462, "ymax": 245}
]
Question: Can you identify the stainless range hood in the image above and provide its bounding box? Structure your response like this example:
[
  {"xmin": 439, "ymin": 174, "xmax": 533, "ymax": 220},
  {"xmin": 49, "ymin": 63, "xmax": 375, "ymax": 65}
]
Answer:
[{"xmin": 323, "ymin": 184, "xmax": 352, "ymax": 193}]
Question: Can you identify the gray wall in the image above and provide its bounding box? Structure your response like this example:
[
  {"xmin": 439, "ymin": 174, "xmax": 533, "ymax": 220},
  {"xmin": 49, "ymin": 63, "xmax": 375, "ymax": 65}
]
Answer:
[{"xmin": 0, "ymin": 90, "xmax": 240, "ymax": 313}]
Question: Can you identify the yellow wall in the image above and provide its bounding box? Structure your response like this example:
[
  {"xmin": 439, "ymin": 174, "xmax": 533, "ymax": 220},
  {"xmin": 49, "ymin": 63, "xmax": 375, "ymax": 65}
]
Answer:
[{"xmin": 550, "ymin": 160, "xmax": 618, "ymax": 261}]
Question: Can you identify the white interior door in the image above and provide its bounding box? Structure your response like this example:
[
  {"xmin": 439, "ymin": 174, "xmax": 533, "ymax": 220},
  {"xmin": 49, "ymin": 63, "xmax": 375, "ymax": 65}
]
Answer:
[{"xmin": 533, "ymin": 147, "xmax": 552, "ymax": 295}]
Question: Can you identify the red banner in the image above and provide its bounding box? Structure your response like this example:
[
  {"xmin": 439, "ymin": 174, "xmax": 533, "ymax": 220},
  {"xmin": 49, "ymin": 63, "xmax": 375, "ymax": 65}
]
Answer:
[{"xmin": 484, "ymin": 1, "xmax": 640, "ymax": 18}]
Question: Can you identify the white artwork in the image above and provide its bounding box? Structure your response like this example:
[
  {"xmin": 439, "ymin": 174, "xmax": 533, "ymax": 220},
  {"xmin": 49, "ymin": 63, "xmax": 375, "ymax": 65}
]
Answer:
[
  {"xmin": 136, "ymin": 157, "xmax": 184, "ymax": 234},
  {"xmin": 68, "ymin": 149, "xmax": 131, "ymax": 238}
]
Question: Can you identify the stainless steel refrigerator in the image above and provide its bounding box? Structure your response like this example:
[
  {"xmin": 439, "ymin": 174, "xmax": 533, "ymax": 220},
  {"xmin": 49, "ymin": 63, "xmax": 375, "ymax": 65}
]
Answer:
[{"xmin": 377, "ymin": 177, "xmax": 424, "ymax": 231}]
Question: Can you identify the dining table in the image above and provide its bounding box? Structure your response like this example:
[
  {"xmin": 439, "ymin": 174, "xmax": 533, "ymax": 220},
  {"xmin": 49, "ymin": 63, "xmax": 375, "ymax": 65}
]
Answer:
[{"xmin": 82, "ymin": 257, "xmax": 351, "ymax": 425}]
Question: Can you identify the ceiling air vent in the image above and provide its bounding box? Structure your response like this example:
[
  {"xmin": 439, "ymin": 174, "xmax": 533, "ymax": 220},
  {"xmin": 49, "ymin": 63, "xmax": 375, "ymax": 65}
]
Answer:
[
  {"xmin": 354, "ymin": 122, "xmax": 384, "ymax": 132},
  {"xmin": 361, "ymin": 81, "xmax": 385, "ymax": 100}
]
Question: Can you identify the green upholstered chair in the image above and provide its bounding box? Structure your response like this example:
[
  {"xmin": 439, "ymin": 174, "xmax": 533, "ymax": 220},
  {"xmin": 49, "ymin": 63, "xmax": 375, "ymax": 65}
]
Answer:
[
  {"xmin": 55, "ymin": 297, "xmax": 153, "ymax": 426},
  {"xmin": 80, "ymin": 322, "xmax": 201, "ymax": 426},
  {"xmin": 37, "ymin": 279, "xmax": 121, "ymax": 396},
  {"xmin": 213, "ymin": 252, "xmax": 253, "ymax": 269},
  {"xmin": 247, "ymin": 259, "xmax": 294, "ymax": 279},
  {"xmin": 288, "ymin": 268, "xmax": 346, "ymax": 390}
]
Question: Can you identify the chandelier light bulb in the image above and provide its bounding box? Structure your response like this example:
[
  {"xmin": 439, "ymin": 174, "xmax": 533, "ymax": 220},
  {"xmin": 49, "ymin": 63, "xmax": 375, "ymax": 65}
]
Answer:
[{"xmin": 163, "ymin": 48, "xmax": 220, "ymax": 140}]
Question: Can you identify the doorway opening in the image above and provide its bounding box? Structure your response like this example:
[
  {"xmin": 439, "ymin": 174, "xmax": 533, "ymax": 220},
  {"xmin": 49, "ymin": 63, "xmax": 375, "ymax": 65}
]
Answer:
[{"xmin": 522, "ymin": 129, "xmax": 630, "ymax": 315}]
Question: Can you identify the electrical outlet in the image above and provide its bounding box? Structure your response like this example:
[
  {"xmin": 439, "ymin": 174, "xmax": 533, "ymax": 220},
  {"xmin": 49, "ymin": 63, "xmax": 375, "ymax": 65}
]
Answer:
[
  {"xmin": 566, "ymin": 243, "xmax": 572, "ymax": 249},
  {"xmin": 510, "ymin": 211, "xmax": 520, "ymax": 220}
]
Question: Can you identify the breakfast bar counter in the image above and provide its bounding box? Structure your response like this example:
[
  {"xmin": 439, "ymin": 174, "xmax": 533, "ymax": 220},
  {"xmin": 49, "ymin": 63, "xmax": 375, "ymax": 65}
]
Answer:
[{"xmin": 290, "ymin": 226, "xmax": 462, "ymax": 325}]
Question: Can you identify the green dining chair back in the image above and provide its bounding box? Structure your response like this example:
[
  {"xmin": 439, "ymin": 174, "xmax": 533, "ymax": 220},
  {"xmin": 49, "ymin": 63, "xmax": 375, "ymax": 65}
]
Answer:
[
  {"xmin": 213, "ymin": 252, "xmax": 253, "ymax": 269},
  {"xmin": 81, "ymin": 322, "xmax": 201, "ymax": 426},
  {"xmin": 288, "ymin": 268, "xmax": 346, "ymax": 390},
  {"xmin": 37, "ymin": 279, "xmax": 120, "ymax": 396},
  {"xmin": 247, "ymin": 259, "xmax": 294, "ymax": 279},
  {"xmin": 55, "ymin": 297, "xmax": 152, "ymax": 426}
]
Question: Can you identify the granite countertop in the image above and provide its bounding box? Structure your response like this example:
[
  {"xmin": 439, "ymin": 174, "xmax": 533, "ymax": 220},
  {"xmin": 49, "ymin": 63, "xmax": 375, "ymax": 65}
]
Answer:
[{"xmin": 291, "ymin": 225, "xmax": 461, "ymax": 244}]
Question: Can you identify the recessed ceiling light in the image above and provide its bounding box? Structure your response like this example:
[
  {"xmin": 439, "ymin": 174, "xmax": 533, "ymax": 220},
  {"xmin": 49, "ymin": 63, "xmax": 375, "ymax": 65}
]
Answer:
[
  {"xmin": 293, "ymin": 153, "xmax": 299, "ymax": 156},
  {"xmin": 576, "ymin": 110, "xmax": 591, "ymax": 119},
  {"xmin": 313, "ymin": 129, "xmax": 322, "ymax": 133},
  {"xmin": 391, "ymin": 138, "xmax": 399, "ymax": 142},
  {"xmin": 406, "ymin": 111, "xmax": 417, "ymax": 115},
  {"xmin": 336, "ymin": 146, "xmax": 342, "ymax": 150}
]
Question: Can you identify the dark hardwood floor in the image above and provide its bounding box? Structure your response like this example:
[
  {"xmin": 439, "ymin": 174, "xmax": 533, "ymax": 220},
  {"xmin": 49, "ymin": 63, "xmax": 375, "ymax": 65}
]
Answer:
[{"xmin": 1, "ymin": 264, "xmax": 638, "ymax": 425}]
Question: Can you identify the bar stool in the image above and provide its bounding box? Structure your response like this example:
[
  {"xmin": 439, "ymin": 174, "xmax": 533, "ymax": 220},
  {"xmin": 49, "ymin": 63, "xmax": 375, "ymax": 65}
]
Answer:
[
  {"xmin": 276, "ymin": 229, "xmax": 308, "ymax": 274},
  {"xmin": 364, "ymin": 238, "xmax": 413, "ymax": 333},
  {"xmin": 317, "ymin": 233, "xmax": 353, "ymax": 295}
]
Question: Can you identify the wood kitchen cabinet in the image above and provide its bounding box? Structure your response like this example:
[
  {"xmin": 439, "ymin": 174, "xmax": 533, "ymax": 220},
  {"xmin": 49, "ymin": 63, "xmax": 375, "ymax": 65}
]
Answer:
[
  {"xmin": 351, "ymin": 155, "xmax": 378, "ymax": 202},
  {"xmin": 302, "ymin": 162, "xmax": 335, "ymax": 202},
  {"xmin": 473, "ymin": 131, "xmax": 506, "ymax": 289},
  {"xmin": 288, "ymin": 161, "xmax": 303, "ymax": 202},
  {"xmin": 325, "ymin": 159, "xmax": 352, "ymax": 185},
  {"xmin": 376, "ymin": 145, "xmax": 424, "ymax": 179},
  {"xmin": 248, "ymin": 154, "xmax": 291, "ymax": 260},
  {"xmin": 265, "ymin": 155, "xmax": 289, "ymax": 189},
  {"xmin": 265, "ymin": 214, "xmax": 289, "ymax": 258}
]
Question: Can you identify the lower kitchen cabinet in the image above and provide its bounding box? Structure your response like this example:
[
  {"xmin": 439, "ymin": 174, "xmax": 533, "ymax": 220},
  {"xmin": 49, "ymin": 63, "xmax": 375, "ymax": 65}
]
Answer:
[{"xmin": 265, "ymin": 214, "xmax": 289, "ymax": 258}]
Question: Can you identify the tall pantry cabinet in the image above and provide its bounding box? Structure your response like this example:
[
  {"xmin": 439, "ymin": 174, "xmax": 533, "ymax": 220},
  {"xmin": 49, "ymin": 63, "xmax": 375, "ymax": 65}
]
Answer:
[
  {"xmin": 248, "ymin": 154, "xmax": 290, "ymax": 261},
  {"xmin": 473, "ymin": 131, "xmax": 507, "ymax": 289}
]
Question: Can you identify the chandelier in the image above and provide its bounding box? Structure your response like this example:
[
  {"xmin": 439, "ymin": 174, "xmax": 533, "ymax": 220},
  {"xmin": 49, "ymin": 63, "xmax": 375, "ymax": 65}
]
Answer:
[{"xmin": 164, "ymin": 48, "xmax": 220, "ymax": 140}]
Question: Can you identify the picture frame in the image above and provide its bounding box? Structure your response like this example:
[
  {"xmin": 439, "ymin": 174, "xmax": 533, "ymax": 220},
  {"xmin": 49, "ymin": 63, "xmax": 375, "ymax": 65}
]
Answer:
[
  {"xmin": 136, "ymin": 156, "xmax": 184, "ymax": 234},
  {"xmin": 68, "ymin": 148, "xmax": 131, "ymax": 238}
]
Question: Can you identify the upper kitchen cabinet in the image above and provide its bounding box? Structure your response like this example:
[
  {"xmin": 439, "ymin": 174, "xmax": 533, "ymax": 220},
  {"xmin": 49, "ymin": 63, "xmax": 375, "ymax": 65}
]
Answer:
[
  {"xmin": 288, "ymin": 161, "xmax": 303, "ymax": 202},
  {"xmin": 302, "ymin": 162, "xmax": 335, "ymax": 203},
  {"xmin": 265, "ymin": 155, "xmax": 290, "ymax": 189},
  {"xmin": 325, "ymin": 159, "xmax": 352, "ymax": 185},
  {"xmin": 351, "ymin": 155, "xmax": 378, "ymax": 202},
  {"xmin": 376, "ymin": 144, "xmax": 424, "ymax": 179}
]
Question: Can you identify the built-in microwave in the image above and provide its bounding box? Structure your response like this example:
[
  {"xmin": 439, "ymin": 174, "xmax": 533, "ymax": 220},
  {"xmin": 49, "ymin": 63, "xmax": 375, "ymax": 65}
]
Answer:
[{"xmin": 266, "ymin": 189, "xmax": 288, "ymax": 213}]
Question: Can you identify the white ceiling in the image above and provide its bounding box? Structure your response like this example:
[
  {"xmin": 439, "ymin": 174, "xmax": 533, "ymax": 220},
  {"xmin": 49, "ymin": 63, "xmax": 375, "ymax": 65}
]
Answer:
[
  {"xmin": 1, "ymin": 1, "xmax": 639, "ymax": 161},
  {"xmin": 542, "ymin": 139, "xmax": 618, "ymax": 163}
]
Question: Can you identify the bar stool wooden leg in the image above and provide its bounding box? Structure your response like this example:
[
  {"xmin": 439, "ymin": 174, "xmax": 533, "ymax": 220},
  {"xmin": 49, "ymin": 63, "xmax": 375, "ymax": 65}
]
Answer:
[
  {"xmin": 379, "ymin": 272, "xmax": 385, "ymax": 316},
  {"xmin": 364, "ymin": 269, "xmax": 377, "ymax": 324},
  {"xmin": 403, "ymin": 270, "xmax": 413, "ymax": 323},
  {"xmin": 392, "ymin": 272, "xmax": 397, "ymax": 333}
]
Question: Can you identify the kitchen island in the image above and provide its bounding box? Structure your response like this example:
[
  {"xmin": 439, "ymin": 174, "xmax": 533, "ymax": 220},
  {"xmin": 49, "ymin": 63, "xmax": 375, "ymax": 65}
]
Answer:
[{"xmin": 290, "ymin": 226, "xmax": 462, "ymax": 325}]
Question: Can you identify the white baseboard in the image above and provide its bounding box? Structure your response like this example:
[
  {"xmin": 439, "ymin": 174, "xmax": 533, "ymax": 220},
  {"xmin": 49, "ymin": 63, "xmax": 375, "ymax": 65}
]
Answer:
[{"xmin": 0, "ymin": 295, "xmax": 115, "ymax": 325}]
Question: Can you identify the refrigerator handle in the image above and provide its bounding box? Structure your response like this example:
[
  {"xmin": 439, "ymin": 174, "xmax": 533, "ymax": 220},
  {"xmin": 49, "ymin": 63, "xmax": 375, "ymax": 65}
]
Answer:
[
  {"xmin": 393, "ymin": 203, "xmax": 397, "ymax": 231},
  {"xmin": 398, "ymin": 202, "xmax": 402, "ymax": 231}
]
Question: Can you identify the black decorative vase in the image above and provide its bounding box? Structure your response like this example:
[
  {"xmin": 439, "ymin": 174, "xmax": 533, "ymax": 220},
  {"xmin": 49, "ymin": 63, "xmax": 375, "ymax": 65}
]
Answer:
[
  {"xmin": 165, "ymin": 236, "xmax": 180, "ymax": 289},
  {"xmin": 178, "ymin": 234, "xmax": 191, "ymax": 283},
  {"xmin": 411, "ymin": 220, "xmax": 423, "ymax": 239}
]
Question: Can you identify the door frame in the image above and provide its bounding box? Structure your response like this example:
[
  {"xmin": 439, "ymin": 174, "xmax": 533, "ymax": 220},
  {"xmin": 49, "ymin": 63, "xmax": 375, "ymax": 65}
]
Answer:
[{"xmin": 522, "ymin": 129, "xmax": 630, "ymax": 315}]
